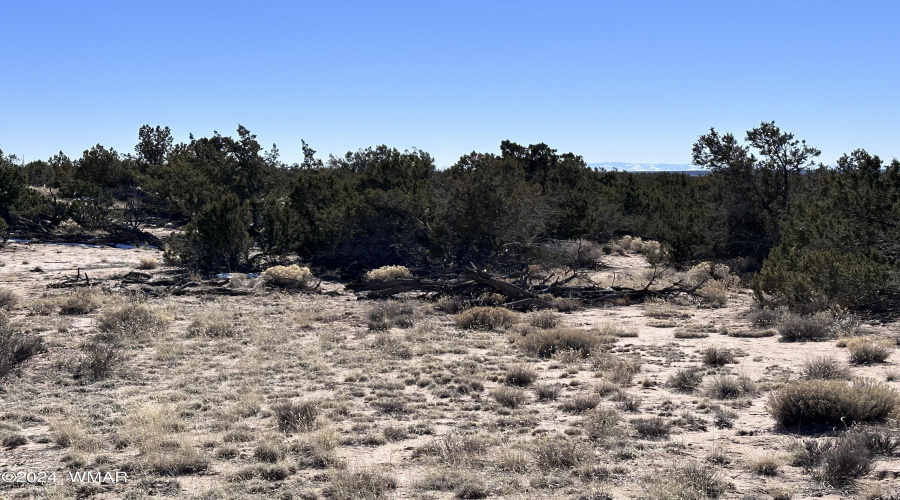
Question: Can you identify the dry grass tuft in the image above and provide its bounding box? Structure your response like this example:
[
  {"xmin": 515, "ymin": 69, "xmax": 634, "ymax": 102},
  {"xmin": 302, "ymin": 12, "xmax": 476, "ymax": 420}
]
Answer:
[
  {"xmin": 324, "ymin": 468, "xmax": 397, "ymax": 499},
  {"xmin": 272, "ymin": 400, "xmax": 318, "ymax": 433},
  {"xmin": 667, "ymin": 366, "xmax": 705, "ymax": 393},
  {"xmin": 0, "ymin": 313, "xmax": 45, "ymax": 378},
  {"xmin": 187, "ymin": 310, "xmax": 240, "ymax": 338},
  {"xmin": 531, "ymin": 435, "xmax": 595, "ymax": 469},
  {"xmin": 59, "ymin": 289, "xmax": 101, "ymax": 315},
  {"xmin": 529, "ymin": 310, "xmax": 562, "ymax": 329},
  {"xmin": 137, "ymin": 256, "xmax": 159, "ymax": 270},
  {"xmin": 705, "ymin": 375, "xmax": 755, "ymax": 399},
  {"xmin": 801, "ymin": 356, "xmax": 851, "ymax": 380},
  {"xmin": 519, "ymin": 327, "xmax": 600, "ymax": 358},
  {"xmin": 456, "ymin": 306, "xmax": 517, "ymax": 330},
  {"xmin": 97, "ymin": 301, "xmax": 168, "ymax": 340},
  {"xmin": 846, "ymin": 337, "xmax": 894, "ymax": 365},
  {"xmin": 0, "ymin": 288, "xmax": 20, "ymax": 310},
  {"xmin": 504, "ymin": 364, "xmax": 537, "ymax": 386},
  {"xmin": 491, "ymin": 386, "xmax": 529, "ymax": 409},
  {"xmin": 768, "ymin": 378, "xmax": 899, "ymax": 427},
  {"xmin": 777, "ymin": 312, "xmax": 833, "ymax": 342},
  {"xmin": 701, "ymin": 346, "xmax": 735, "ymax": 367},
  {"xmin": 364, "ymin": 265, "xmax": 412, "ymax": 281}
]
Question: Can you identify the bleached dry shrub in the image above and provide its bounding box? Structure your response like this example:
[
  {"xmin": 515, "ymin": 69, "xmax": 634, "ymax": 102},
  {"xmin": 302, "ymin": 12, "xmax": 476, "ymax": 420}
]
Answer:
[
  {"xmin": 540, "ymin": 239, "xmax": 606, "ymax": 269},
  {"xmin": 59, "ymin": 289, "xmax": 101, "ymax": 315},
  {"xmin": 0, "ymin": 287, "xmax": 20, "ymax": 310},
  {"xmin": 846, "ymin": 337, "xmax": 894, "ymax": 365},
  {"xmin": 456, "ymin": 306, "xmax": 517, "ymax": 330},
  {"xmin": 529, "ymin": 310, "xmax": 562, "ymax": 329},
  {"xmin": 0, "ymin": 312, "xmax": 45, "ymax": 378},
  {"xmin": 365, "ymin": 265, "xmax": 412, "ymax": 281},
  {"xmin": 262, "ymin": 264, "xmax": 312, "ymax": 288},
  {"xmin": 97, "ymin": 302, "xmax": 168, "ymax": 340},
  {"xmin": 137, "ymin": 256, "xmax": 159, "ymax": 270},
  {"xmin": 705, "ymin": 375, "xmax": 756, "ymax": 399},
  {"xmin": 187, "ymin": 310, "xmax": 240, "ymax": 338},
  {"xmin": 617, "ymin": 235, "xmax": 662, "ymax": 254},
  {"xmin": 519, "ymin": 327, "xmax": 600, "ymax": 358},
  {"xmin": 802, "ymin": 356, "xmax": 851, "ymax": 380},
  {"xmin": 767, "ymin": 378, "xmax": 899, "ymax": 427},
  {"xmin": 697, "ymin": 281, "xmax": 729, "ymax": 308}
]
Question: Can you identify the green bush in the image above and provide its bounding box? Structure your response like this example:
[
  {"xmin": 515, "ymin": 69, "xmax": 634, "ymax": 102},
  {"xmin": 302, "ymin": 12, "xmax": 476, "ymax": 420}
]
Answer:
[
  {"xmin": 767, "ymin": 378, "xmax": 899, "ymax": 427},
  {"xmin": 166, "ymin": 193, "xmax": 250, "ymax": 271}
]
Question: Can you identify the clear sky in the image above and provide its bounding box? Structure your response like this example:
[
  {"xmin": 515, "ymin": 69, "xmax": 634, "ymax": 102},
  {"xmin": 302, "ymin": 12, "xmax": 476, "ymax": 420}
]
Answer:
[{"xmin": 2, "ymin": 1, "xmax": 898, "ymax": 168}]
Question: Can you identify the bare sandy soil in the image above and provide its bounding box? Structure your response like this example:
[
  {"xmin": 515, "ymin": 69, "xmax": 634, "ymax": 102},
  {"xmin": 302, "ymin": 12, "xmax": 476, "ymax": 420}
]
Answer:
[{"xmin": 0, "ymin": 242, "xmax": 898, "ymax": 500}]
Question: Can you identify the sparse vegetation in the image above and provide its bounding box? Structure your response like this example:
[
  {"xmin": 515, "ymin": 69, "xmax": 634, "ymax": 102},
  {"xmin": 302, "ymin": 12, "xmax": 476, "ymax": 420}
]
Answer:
[
  {"xmin": 519, "ymin": 327, "xmax": 600, "ymax": 358},
  {"xmin": 456, "ymin": 306, "xmax": 517, "ymax": 330},
  {"xmin": 846, "ymin": 337, "xmax": 894, "ymax": 365},
  {"xmin": 0, "ymin": 313, "xmax": 45, "ymax": 378},
  {"xmin": 768, "ymin": 378, "xmax": 899, "ymax": 427},
  {"xmin": 777, "ymin": 313, "xmax": 833, "ymax": 342},
  {"xmin": 801, "ymin": 356, "xmax": 851, "ymax": 380}
]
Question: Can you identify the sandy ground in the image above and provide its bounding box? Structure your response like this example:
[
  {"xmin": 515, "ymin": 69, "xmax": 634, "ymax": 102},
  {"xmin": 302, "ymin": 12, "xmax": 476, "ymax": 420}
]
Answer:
[{"xmin": 0, "ymin": 242, "xmax": 898, "ymax": 500}]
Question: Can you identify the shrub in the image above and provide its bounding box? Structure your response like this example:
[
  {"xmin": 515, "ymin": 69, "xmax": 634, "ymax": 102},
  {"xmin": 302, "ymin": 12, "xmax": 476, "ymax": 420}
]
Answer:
[
  {"xmin": 0, "ymin": 314, "xmax": 45, "ymax": 378},
  {"xmin": 504, "ymin": 364, "xmax": 537, "ymax": 387},
  {"xmin": 697, "ymin": 281, "xmax": 728, "ymax": 308},
  {"xmin": 491, "ymin": 386, "xmax": 529, "ymax": 409},
  {"xmin": 550, "ymin": 297, "xmax": 581, "ymax": 312},
  {"xmin": 165, "ymin": 193, "xmax": 251, "ymax": 272},
  {"xmin": 668, "ymin": 366, "xmax": 705, "ymax": 392},
  {"xmin": 531, "ymin": 435, "xmax": 595, "ymax": 469},
  {"xmin": 187, "ymin": 311, "xmax": 239, "ymax": 338},
  {"xmin": 777, "ymin": 312, "xmax": 833, "ymax": 342},
  {"xmin": 272, "ymin": 400, "xmax": 318, "ymax": 433},
  {"xmin": 59, "ymin": 290, "xmax": 101, "ymax": 315},
  {"xmin": 748, "ymin": 308, "xmax": 781, "ymax": 327},
  {"xmin": 534, "ymin": 383, "xmax": 562, "ymax": 401},
  {"xmin": 817, "ymin": 434, "xmax": 875, "ymax": 486},
  {"xmin": 632, "ymin": 417, "xmax": 671, "ymax": 439},
  {"xmin": 97, "ymin": 302, "xmax": 167, "ymax": 339},
  {"xmin": 701, "ymin": 346, "xmax": 735, "ymax": 367},
  {"xmin": 364, "ymin": 265, "xmax": 412, "ymax": 281},
  {"xmin": 456, "ymin": 306, "xmax": 517, "ymax": 330},
  {"xmin": 748, "ymin": 454, "xmax": 780, "ymax": 476},
  {"xmin": 801, "ymin": 356, "xmax": 851, "ymax": 380},
  {"xmin": 73, "ymin": 334, "xmax": 124, "ymax": 380},
  {"xmin": 560, "ymin": 393, "xmax": 601, "ymax": 414},
  {"xmin": 592, "ymin": 352, "xmax": 643, "ymax": 385},
  {"xmin": 705, "ymin": 375, "xmax": 755, "ymax": 399},
  {"xmin": 519, "ymin": 327, "xmax": 600, "ymax": 358},
  {"xmin": 368, "ymin": 301, "xmax": 416, "ymax": 330},
  {"xmin": 529, "ymin": 310, "xmax": 562, "ymax": 329},
  {"xmin": 137, "ymin": 257, "xmax": 159, "ymax": 270},
  {"xmin": 324, "ymin": 469, "xmax": 397, "ymax": 500},
  {"xmin": 767, "ymin": 378, "xmax": 899, "ymax": 427},
  {"xmin": 846, "ymin": 337, "xmax": 893, "ymax": 365},
  {"xmin": 0, "ymin": 288, "xmax": 20, "ymax": 310},
  {"xmin": 262, "ymin": 264, "xmax": 312, "ymax": 288},
  {"xmin": 583, "ymin": 407, "xmax": 622, "ymax": 440}
]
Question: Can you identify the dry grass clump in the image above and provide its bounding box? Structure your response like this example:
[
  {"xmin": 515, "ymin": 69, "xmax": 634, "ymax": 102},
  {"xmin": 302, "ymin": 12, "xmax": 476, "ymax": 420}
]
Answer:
[
  {"xmin": 550, "ymin": 297, "xmax": 582, "ymax": 312},
  {"xmin": 364, "ymin": 265, "xmax": 412, "ymax": 281},
  {"xmin": 747, "ymin": 453, "xmax": 781, "ymax": 476},
  {"xmin": 801, "ymin": 356, "xmax": 851, "ymax": 380},
  {"xmin": 290, "ymin": 430, "xmax": 342, "ymax": 469},
  {"xmin": 790, "ymin": 434, "xmax": 876, "ymax": 486},
  {"xmin": 592, "ymin": 352, "xmax": 643, "ymax": 384},
  {"xmin": 645, "ymin": 462, "xmax": 727, "ymax": 499},
  {"xmin": 72, "ymin": 333, "xmax": 124, "ymax": 380},
  {"xmin": 531, "ymin": 435, "xmax": 595, "ymax": 469},
  {"xmin": 846, "ymin": 337, "xmax": 894, "ymax": 365},
  {"xmin": 777, "ymin": 312, "xmax": 833, "ymax": 342},
  {"xmin": 582, "ymin": 407, "xmax": 622, "ymax": 440},
  {"xmin": 534, "ymin": 382, "xmax": 562, "ymax": 401},
  {"xmin": 123, "ymin": 403, "xmax": 209, "ymax": 476},
  {"xmin": 748, "ymin": 308, "xmax": 781, "ymax": 327},
  {"xmin": 59, "ymin": 289, "xmax": 101, "ymax": 315},
  {"xmin": 324, "ymin": 469, "xmax": 397, "ymax": 500},
  {"xmin": 272, "ymin": 400, "xmax": 318, "ymax": 433},
  {"xmin": 529, "ymin": 310, "xmax": 562, "ymax": 329},
  {"xmin": 0, "ymin": 313, "xmax": 45, "ymax": 378},
  {"xmin": 519, "ymin": 327, "xmax": 600, "ymax": 358},
  {"xmin": 456, "ymin": 306, "xmax": 517, "ymax": 330},
  {"xmin": 504, "ymin": 364, "xmax": 537, "ymax": 386},
  {"xmin": 701, "ymin": 346, "xmax": 735, "ymax": 367},
  {"xmin": 697, "ymin": 281, "xmax": 728, "ymax": 308},
  {"xmin": 767, "ymin": 378, "xmax": 899, "ymax": 427},
  {"xmin": 97, "ymin": 301, "xmax": 168, "ymax": 339},
  {"xmin": 262, "ymin": 264, "xmax": 312, "ymax": 288},
  {"xmin": 187, "ymin": 310, "xmax": 239, "ymax": 338},
  {"xmin": 617, "ymin": 235, "xmax": 661, "ymax": 255},
  {"xmin": 644, "ymin": 299, "xmax": 691, "ymax": 319},
  {"xmin": 0, "ymin": 287, "xmax": 20, "ymax": 310},
  {"xmin": 491, "ymin": 386, "xmax": 529, "ymax": 409},
  {"xmin": 632, "ymin": 416, "xmax": 671, "ymax": 439},
  {"xmin": 705, "ymin": 375, "xmax": 756, "ymax": 399},
  {"xmin": 595, "ymin": 322, "xmax": 638, "ymax": 338},
  {"xmin": 137, "ymin": 256, "xmax": 159, "ymax": 270},
  {"xmin": 727, "ymin": 328, "xmax": 776, "ymax": 338},
  {"xmin": 371, "ymin": 333, "xmax": 412, "ymax": 358},
  {"xmin": 367, "ymin": 301, "xmax": 416, "ymax": 330},
  {"xmin": 1, "ymin": 432, "xmax": 28, "ymax": 448},
  {"xmin": 413, "ymin": 432, "xmax": 490, "ymax": 466},
  {"xmin": 668, "ymin": 366, "xmax": 705, "ymax": 392},
  {"xmin": 559, "ymin": 393, "xmax": 601, "ymax": 414}
]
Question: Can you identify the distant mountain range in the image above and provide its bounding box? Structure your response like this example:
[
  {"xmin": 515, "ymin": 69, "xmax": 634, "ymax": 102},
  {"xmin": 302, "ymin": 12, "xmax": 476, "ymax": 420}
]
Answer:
[{"xmin": 589, "ymin": 162, "xmax": 706, "ymax": 173}]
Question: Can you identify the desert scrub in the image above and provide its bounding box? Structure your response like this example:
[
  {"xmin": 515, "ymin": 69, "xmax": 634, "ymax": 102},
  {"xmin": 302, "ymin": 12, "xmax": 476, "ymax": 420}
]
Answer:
[
  {"xmin": 560, "ymin": 393, "xmax": 601, "ymax": 413},
  {"xmin": 519, "ymin": 327, "xmax": 600, "ymax": 358},
  {"xmin": 97, "ymin": 301, "xmax": 168, "ymax": 340},
  {"xmin": 767, "ymin": 378, "xmax": 899, "ymax": 427},
  {"xmin": 697, "ymin": 280, "xmax": 729, "ymax": 308},
  {"xmin": 846, "ymin": 337, "xmax": 894, "ymax": 365},
  {"xmin": 531, "ymin": 435, "xmax": 595, "ymax": 469},
  {"xmin": 364, "ymin": 265, "xmax": 412, "ymax": 281},
  {"xmin": 0, "ymin": 312, "xmax": 45, "ymax": 378},
  {"xmin": 701, "ymin": 346, "xmax": 735, "ymax": 367},
  {"xmin": 504, "ymin": 364, "xmax": 538, "ymax": 386},
  {"xmin": 705, "ymin": 375, "xmax": 756, "ymax": 399},
  {"xmin": 582, "ymin": 407, "xmax": 622, "ymax": 440},
  {"xmin": 59, "ymin": 289, "xmax": 101, "ymax": 314},
  {"xmin": 0, "ymin": 287, "xmax": 20, "ymax": 310},
  {"xmin": 491, "ymin": 386, "xmax": 529, "ymax": 409},
  {"xmin": 777, "ymin": 312, "xmax": 833, "ymax": 342},
  {"xmin": 645, "ymin": 462, "xmax": 727, "ymax": 499},
  {"xmin": 187, "ymin": 310, "xmax": 240, "ymax": 338},
  {"xmin": 801, "ymin": 356, "xmax": 851, "ymax": 380},
  {"xmin": 262, "ymin": 264, "xmax": 312, "ymax": 288},
  {"xmin": 529, "ymin": 310, "xmax": 562, "ymax": 329},
  {"xmin": 72, "ymin": 333, "xmax": 124, "ymax": 380},
  {"xmin": 456, "ymin": 306, "xmax": 517, "ymax": 330},
  {"xmin": 413, "ymin": 432, "xmax": 490, "ymax": 466},
  {"xmin": 667, "ymin": 366, "xmax": 705, "ymax": 392},
  {"xmin": 272, "ymin": 400, "xmax": 318, "ymax": 433},
  {"xmin": 643, "ymin": 299, "xmax": 691, "ymax": 319},
  {"xmin": 632, "ymin": 416, "xmax": 671, "ymax": 439},
  {"xmin": 368, "ymin": 300, "xmax": 416, "ymax": 330},
  {"xmin": 137, "ymin": 256, "xmax": 159, "ymax": 270}
]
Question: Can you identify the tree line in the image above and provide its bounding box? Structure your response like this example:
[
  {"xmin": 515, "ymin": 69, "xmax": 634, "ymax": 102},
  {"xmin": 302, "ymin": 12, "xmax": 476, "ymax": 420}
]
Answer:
[{"xmin": 1, "ymin": 122, "xmax": 897, "ymax": 314}]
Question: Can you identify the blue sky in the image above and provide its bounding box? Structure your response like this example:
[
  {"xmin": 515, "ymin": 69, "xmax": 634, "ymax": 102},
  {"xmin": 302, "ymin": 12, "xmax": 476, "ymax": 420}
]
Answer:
[{"xmin": 2, "ymin": 1, "xmax": 898, "ymax": 168}]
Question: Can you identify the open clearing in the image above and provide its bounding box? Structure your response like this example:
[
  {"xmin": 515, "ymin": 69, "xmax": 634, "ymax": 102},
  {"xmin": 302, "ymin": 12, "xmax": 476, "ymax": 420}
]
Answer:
[{"xmin": 1, "ymin": 241, "xmax": 898, "ymax": 500}]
